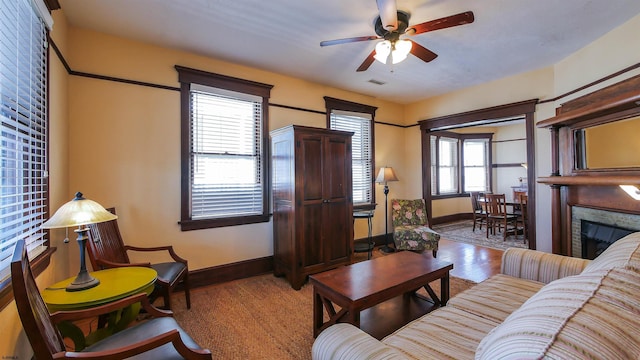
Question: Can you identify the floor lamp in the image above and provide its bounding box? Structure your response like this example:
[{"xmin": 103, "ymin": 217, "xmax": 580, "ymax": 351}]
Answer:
[{"xmin": 376, "ymin": 166, "xmax": 399, "ymax": 253}]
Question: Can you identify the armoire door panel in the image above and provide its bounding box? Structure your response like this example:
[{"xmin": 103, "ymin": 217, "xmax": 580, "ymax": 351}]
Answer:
[
  {"xmin": 300, "ymin": 136, "xmax": 324, "ymax": 201},
  {"xmin": 324, "ymin": 202, "xmax": 351, "ymax": 262},
  {"xmin": 325, "ymin": 137, "xmax": 350, "ymax": 200},
  {"xmin": 301, "ymin": 204, "xmax": 324, "ymax": 268}
]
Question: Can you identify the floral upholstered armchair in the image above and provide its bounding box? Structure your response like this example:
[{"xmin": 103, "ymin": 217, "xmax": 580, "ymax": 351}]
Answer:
[{"xmin": 391, "ymin": 199, "xmax": 440, "ymax": 257}]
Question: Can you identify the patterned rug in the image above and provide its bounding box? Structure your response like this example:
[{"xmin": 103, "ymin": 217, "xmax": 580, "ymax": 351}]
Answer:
[
  {"xmin": 172, "ymin": 273, "xmax": 476, "ymax": 360},
  {"xmin": 432, "ymin": 220, "xmax": 528, "ymax": 251}
]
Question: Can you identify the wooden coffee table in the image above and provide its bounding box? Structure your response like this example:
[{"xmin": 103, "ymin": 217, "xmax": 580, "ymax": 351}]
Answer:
[{"xmin": 310, "ymin": 251, "xmax": 453, "ymax": 338}]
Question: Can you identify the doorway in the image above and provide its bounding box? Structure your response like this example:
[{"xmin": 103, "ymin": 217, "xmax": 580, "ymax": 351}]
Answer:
[{"xmin": 418, "ymin": 100, "xmax": 537, "ymax": 250}]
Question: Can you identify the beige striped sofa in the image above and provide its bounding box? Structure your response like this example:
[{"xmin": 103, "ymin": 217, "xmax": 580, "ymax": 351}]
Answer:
[{"xmin": 312, "ymin": 232, "xmax": 640, "ymax": 359}]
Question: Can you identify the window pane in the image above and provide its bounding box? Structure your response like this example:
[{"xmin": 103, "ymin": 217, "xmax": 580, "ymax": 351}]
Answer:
[
  {"xmin": 463, "ymin": 139, "xmax": 489, "ymax": 192},
  {"xmin": 330, "ymin": 111, "xmax": 372, "ymax": 205},
  {"xmin": 0, "ymin": 0, "xmax": 49, "ymax": 283},
  {"xmin": 190, "ymin": 90, "xmax": 263, "ymax": 219},
  {"xmin": 439, "ymin": 138, "xmax": 458, "ymax": 194}
]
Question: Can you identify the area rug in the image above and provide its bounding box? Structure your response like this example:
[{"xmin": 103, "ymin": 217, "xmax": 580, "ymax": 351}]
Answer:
[
  {"xmin": 433, "ymin": 220, "xmax": 528, "ymax": 251},
  {"xmin": 171, "ymin": 273, "xmax": 476, "ymax": 360}
]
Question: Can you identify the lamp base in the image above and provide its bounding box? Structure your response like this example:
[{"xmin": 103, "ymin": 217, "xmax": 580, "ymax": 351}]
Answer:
[
  {"xmin": 65, "ymin": 271, "xmax": 100, "ymax": 292},
  {"xmin": 379, "ymin": 245, "xmax": 396, "ymax": 254}
]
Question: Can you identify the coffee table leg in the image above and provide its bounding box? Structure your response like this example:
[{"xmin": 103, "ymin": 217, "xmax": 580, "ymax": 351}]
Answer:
[
  {"xmin": 441, "ymin": 272, "xmax": 450, "ymax": 305},
  {"xmin": 313, "ymin": 287, "xmax": 323, "ymax": 338}
]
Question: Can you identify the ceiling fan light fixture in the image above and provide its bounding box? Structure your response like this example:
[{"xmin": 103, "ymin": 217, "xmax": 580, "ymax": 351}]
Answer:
[
  {"xmin": 374, "ymin": 40, "xmax": 391, "ymax": 64},
  {"xmin": 391, "ymin": 39, "xmax": 412, "ymax": 64}
]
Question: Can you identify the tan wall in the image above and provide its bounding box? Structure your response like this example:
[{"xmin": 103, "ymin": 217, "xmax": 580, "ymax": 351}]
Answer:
[
  {"xmin": 4, "ymin": 7, "xmax": 640, "ymax": 358},
  {"xmin": 63, "ymin": 24, "xmax": 406, "ymax": 270}
]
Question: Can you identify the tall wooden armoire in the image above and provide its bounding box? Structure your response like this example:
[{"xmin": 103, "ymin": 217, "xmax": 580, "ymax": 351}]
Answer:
[{"xmin": 271, "ymin": 125, "xmax": 354, "ymax": 289}]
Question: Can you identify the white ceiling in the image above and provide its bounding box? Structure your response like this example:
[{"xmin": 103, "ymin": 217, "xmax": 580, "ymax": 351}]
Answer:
[{"xmin": 58, "ymin": 0, "xmax": 640, "ymax": 104}]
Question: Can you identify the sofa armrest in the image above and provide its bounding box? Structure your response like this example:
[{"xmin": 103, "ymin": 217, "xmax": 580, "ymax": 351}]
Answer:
[
  {"xmin": 312, "ymin": 324, "xmax": 408, "ymax": 360},
  {"xmin": 501, "ymin": 248, "xmax": 591, "ymax": 284}
]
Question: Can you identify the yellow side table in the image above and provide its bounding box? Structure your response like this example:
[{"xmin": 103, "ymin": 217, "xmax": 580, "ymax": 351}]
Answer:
[{"xmin": 42, "ymin": 267, "xmax": 157, "ymax": 350}]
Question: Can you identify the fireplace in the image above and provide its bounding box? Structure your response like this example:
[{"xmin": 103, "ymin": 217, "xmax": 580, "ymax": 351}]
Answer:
[
  {"xmin": 580, "ymin": 220, "xmax": 635, "ymax": 259},
  {"xmin": 572, "ymin": 206, "xmax": 640, "ymax": 259}
]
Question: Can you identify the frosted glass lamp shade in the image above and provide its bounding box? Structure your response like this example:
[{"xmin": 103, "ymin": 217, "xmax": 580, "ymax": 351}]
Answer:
[
  {"xmin": 374, "ymin": 40, "xmax": 391, "ymax": 64},
  {"xmin": 42, "ymin": 192, "xmax": 117, "ymax": 229},
  {"xmin": 391, "ymin": 39, "xmax": 412, "ymax": 64}
]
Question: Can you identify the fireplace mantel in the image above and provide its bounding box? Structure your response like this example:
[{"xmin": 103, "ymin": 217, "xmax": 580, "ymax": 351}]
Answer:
[
  {"xmin": 538, "ymin": 175, "xmax": 640, "ymax": 186},
  {"xmin": 537, "ymin": 75, "xmax": 640, "ymax": 255}
]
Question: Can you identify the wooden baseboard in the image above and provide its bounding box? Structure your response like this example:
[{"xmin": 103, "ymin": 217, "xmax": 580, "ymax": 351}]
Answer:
[
  {"xmin": 186, "ymin": 256, "xmax": 274, "ymax": 289},
  {"xmin": 185, "ymin": 218, "xmax": 467, "ymax": 290},
  {"xmin": 432, "ymin": 213, "xmax": 472, "ymax": 225}
]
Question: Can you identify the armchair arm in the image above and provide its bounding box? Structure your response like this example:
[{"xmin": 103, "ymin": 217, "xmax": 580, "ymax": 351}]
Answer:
[
  {"xmin": 62, "ymin": 329, "xmax": 212, "ymax": 360},
  {"xmin": 312, "ymin": 324, "xmax": 408, "ymax": 360},
  {"xmin": 124, "ymin": 245, "xmax": 188, "ymax": 264},
  {"xmin": 50, "ymin": 293, "xmax": 171, "ymax": 324},
  {"xmin": 501, "ymin": 247, "xmax": 591, "ymax": 284},
  {"xmin": 96, "ymin": 258, "xmax": 152, "ymax": 269}
]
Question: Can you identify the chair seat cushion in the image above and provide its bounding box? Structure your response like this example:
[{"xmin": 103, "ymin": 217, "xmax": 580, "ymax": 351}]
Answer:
[
  {"xmin": 83, "ymin": 316, "xmax": 203, "ymax": 360},
  {"xmin": 393, "ymin": 225, "xmax": 440, "ymax": 251},
  {"xmin": 151, "ymin": 262, "xmax": 187, "ymax": 285}
]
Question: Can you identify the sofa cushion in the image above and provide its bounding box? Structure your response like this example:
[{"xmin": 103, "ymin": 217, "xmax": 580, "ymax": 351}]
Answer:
[
  {"xmin": 448, "ymin": 274, "xmax": 544, "ymax": 323},
  {"xmin": 382, "ymin": 306, "xmax": 499, "ymax": 360},
  {"xmin": 582, "ymin": 232, "xmax": 640, "ymax": 273},
  {"xmin": 475, "ymin": 266, "xmax": 640, "ymax": 359}
]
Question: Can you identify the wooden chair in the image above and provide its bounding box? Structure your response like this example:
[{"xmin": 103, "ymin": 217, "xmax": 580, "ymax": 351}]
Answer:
[
  {"xmin": 391, "ymin": 199, "xmax": 440, "ymax": 257},
  {"xmin": 469, "ymin": 191, "xmax": 487, "ymax": 231},
  {"xmin": 515, "ymin": 193, "xmax": 528, "ymax": 242},
  {"xmin": 87, "ymin": 208, "xmax": 191, "ymax": 310},
  {"xmin": 485, "ymin": 193, "xmax": 518, "ymax": 241},
  {"xmin": 10, "ymin": 240, "xmax": 211, "ymax": 359}
]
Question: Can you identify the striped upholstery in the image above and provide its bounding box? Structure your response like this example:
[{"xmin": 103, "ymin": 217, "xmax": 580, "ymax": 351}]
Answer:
[
  {"xmin": 312, "ymin": 233, "xmax": 640, "ymax": 360},
  {"xmin": 311, "ymin": 323, "xmax": 409, "ymax": 360},
  {"xmin": 501, "ymin": 247, "xmax": 590, "ymax": 284},
  {"xmin": 582, "ymin": 232, "xmax": 640, "ymax": 273},
  {"xmin": 448, "ymin": 274, "xmax": 544, "ymax": 323},
  {"xmin": 382, "ymin": 307, "xmax": 499, "ymax": 359},
  {"xmin": 476, "ymin": 266, "xmax": 640, "ymax": 359}
]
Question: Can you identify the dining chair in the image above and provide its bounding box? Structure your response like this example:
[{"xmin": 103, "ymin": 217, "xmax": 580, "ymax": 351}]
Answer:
[
  {"xmin": 11, "ymin": 239, "xmax": 211, "ymax": 360},
  {"xmin": 485, "ymin": 193, "xmax": 518, "ymax": 240},
  {"xmin": 391, "ymin": 199, "xmax": 440, "ymax": 257},
  {"xmin": 87, "ymin": 208, "xmax": 191, "ymax": 310},
  {"xmin": 469, "ymin": 191, "xmax": 487, "ymax": 231},
  {"xmin": 516, "ymin": 193, "xmax": 528, "ymax": 242}
]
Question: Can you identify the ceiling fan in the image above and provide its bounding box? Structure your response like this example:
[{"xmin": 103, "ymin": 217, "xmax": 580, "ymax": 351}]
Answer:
[{"xmin": 320, "ymin": 0, "xmax": 474, "ymax": 72}]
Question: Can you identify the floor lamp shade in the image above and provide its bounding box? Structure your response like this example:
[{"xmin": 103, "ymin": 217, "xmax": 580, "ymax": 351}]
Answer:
[
  {"xmin": 42, "ymin": 192, "xmax": 117, "ymax": 291},
  {"xmin": 376, "ymin": 167, "xmax": 398, "ymax": 253}
]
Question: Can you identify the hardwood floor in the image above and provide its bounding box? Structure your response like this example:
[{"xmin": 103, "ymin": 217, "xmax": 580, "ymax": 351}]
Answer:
[
  {"xmin": 432, "ymin": 238, "xmax": 503, "ymax": 283},
  {"xmin": 359, "ymin": 238, "xmax": 503, "ymax": 284}
]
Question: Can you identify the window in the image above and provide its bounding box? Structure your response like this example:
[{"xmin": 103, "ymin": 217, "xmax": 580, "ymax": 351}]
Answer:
[
  {"xmin": 325, "ymin": 97, "xmax": 376, "ymax": 210},
  {"xmin": 176, "ymin": 66, "xmax": 273, "ymax": 231},
  {"xmin": 463, "ymin": 139, "xmax": 490, "ymax": 192},
  {"xmin": 0, "ymin": 0, "xmax": 52, "ymax": 288},
  {"xmin": 430, "ymin": 132, "xmax": 491, "ymax": 196}
]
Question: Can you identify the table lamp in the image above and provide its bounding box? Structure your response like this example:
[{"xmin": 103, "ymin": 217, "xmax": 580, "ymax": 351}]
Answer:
[
  {"xmin": 376, "ymin": 166, "xmax": 399, "ymax": 253},
  {"xmin": 42, "ymin": 192, "xmax": 117, "ymax": 291}
]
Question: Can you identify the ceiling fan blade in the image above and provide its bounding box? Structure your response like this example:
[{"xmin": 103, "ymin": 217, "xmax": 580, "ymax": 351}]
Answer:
[
  {"xmin": 409, "ymin": 41, "xmax": 438, "ymax": 63},
  {"xmin": 408, "ymin": 11, "xmax": 475, "ymax": 35},
  {"xmin": 376, "ymin": 0, "xmax": 398, "ymax": 32},
  {"xmin": 356, "ymin": 50, "xmax": 376, "ymax": 72},
  {"xmin": 320, "ymin": 35, "xmax": 379, "ymax": 47}
]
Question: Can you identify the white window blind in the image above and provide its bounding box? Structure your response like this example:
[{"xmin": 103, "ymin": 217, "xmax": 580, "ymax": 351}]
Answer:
[
  {"xmin": 0, "ymin": 0, "xmax": 51, "ymax": 283},
  {"xmin": 438, "ymin": 137, "xmax": 459, "ymax": 194},
  {"xmin": 189, "ymin": 84, "xmax": 263, "ymax": 219},
  {"xmin": 330, "ymin": 110, "xmax": 372, "ymax": 205},
  {"xmin": 463, "ymin": 139, "xmax": 489, "ymax": 192}
]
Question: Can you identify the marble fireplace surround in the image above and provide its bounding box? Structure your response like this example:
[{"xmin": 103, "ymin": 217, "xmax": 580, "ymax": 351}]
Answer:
[{"xmin": 571, "ymin": 206, "xmax": 640, "ymax": 258}]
